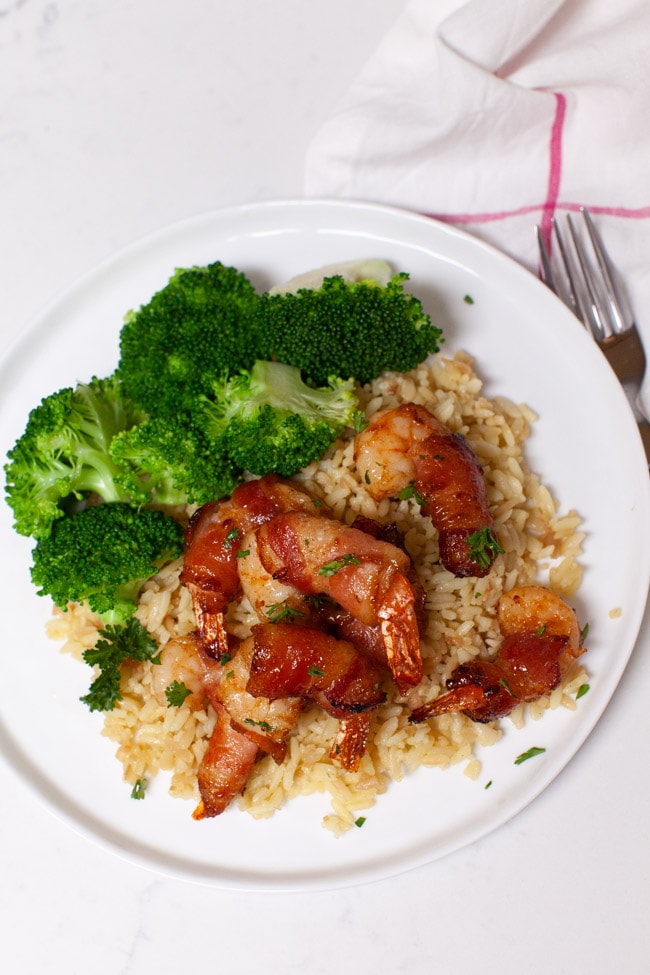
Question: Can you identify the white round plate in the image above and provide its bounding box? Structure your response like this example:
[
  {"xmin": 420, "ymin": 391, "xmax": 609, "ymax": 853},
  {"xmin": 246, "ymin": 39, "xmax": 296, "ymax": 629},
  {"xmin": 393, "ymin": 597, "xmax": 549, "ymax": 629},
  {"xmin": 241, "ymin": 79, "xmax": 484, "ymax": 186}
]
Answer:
[{"xmin": 0, "ymin": 199, "xmax": 648, "ymax": 891}]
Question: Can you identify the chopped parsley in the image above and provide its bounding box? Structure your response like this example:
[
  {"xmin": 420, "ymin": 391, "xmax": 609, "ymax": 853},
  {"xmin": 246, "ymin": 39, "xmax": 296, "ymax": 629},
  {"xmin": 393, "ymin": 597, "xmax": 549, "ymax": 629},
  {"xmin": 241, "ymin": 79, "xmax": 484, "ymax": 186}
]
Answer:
[
  {"xmin": 165, "ymin": 680, "xmax": 192, "ymax": 708},
  {"xmin": 514, "ymin": 746, "xmax": 546, "ymax": 765},
  {"xmin": 535, "ymin": 624, "xmax": 547, "ymax": 636},
  {"xmin": 244, "ymin": 718, "xmax": 275, "ymax": 733},
  {"xmin": 484, "ymin": 780, "xmax": 493, "ymax": 790},
  {"xmin": 397, "ymin": 482, "xmax": 425, "ymax": 505},
  {"xmin": 236, "ymin": 548, "xmax": 250, "ymax": 559},
  {"xmin": 308, "ymin": 665, "xmax": 325, "ymax": 677},
  {"xmin": 576, "ymin": 683, "xmax": 590, "ymax": 700},
  {"xmin": 305, "ymin": 594, "xmax": 327, "ymax": 609},
  {"xmin": 266, "ymin": 601, "xmax": 306, "ymax": 623},
  {"xmin": 466, "ymin": 527, "xmax": 504, "ymax": 570},
  {"xmin": 463, "ymin": 294, "xmax": 474, "ymax": 305},
  {"xmin": 318, "ymin": 554, "xmax": 361, "ymax": 576},
  {"xmin": 219, "ymin": 651, "xmax": 232, "ymax": 665},
  {"xmin": 354, "ymin": 816, "xmax": 367, "ymax": 828},
  {"xmin": 581, "ymin": 622, "xmax": 590, "ymax": 642},
  {"xmin": 130, "ymin": 779, "xmax": 147, "ymax": 800},
  {"xmin": 223, "ymin": 526, "xmax": 239, "ymax": 549}
]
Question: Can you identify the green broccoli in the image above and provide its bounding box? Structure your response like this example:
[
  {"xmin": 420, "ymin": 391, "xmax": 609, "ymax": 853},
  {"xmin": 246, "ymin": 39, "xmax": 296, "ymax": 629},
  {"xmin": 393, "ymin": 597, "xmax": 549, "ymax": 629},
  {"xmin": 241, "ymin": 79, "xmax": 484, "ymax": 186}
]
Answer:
[
  {"xmin": 204, "ymin": 359, "xmax": 358, "ymax": 477},
  {"xmin": 80, "ymin": 618, "xmax": 161, "ymax": 712},
  {"xmin": 110, "ymin": 411, "xmax": 242, "ymax": 506},
  {"xmin": 256, "ymin": 272, "xmax": 443, "ymax": 386},
  {"xmin": 117, "ymin": 261, "xmax": 261, "ymax": 415},
  {"xmin": 30, "ymin": 502, "xmax": 185, "ymax": 625},
  {"xmin": 4, "ymin": 375, "xmax": 146, "ymax": 540}
]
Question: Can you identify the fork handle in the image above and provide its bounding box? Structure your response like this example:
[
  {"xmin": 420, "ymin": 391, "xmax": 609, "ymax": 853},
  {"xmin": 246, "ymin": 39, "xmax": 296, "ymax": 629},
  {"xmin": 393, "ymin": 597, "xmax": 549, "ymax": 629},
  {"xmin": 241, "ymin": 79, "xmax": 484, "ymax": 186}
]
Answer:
[
  {"xmin": 601, "ymin": 329, "xmax": 646, "ymax": 383},
  {"xmin": 638, "ymin": 420, "xmax": 650, "ymax": 468}
]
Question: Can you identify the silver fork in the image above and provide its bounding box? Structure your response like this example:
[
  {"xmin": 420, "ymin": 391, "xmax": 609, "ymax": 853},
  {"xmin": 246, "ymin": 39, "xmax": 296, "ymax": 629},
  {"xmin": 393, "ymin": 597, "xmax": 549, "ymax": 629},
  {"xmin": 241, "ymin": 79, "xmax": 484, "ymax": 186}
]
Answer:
[{"xmin": 536, "ymin": 208, "xmax": 650, "ymax": 466}]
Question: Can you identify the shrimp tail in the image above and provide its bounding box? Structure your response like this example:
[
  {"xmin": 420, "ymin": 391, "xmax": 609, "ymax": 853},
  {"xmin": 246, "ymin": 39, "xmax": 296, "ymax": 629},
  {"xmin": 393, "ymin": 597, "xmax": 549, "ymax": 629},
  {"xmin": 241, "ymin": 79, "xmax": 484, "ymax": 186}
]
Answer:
[
  {"xmin": 186, "ymin": 587, "xmax": 230, "ymax": 658},
  {"xmin": 378, "ymin": 570, "xmax": 423, "ymax": 693},
  {"xmin": 331, "ymin": 712, "xmax": 373, "ymax": 772},
  {"xmin": 409, "ymin": 683, "xmax": 488, "ymax": 723}
]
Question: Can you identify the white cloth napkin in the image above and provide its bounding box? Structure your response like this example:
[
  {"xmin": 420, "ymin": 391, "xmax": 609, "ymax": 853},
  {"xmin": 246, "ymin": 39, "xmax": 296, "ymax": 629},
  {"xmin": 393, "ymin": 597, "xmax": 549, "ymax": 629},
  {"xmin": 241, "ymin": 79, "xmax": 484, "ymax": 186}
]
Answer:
[{"xmin": 304, "ymin": 0, "xmax": 650, "ymax": 415}]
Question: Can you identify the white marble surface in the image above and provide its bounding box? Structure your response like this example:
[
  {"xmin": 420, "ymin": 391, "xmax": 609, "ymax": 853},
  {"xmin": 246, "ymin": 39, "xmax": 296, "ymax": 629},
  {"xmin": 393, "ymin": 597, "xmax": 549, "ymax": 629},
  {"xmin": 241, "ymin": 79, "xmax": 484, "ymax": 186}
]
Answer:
[{"xmin": 1, "ymin": 2, "xmax": 649, "ymax": 973}]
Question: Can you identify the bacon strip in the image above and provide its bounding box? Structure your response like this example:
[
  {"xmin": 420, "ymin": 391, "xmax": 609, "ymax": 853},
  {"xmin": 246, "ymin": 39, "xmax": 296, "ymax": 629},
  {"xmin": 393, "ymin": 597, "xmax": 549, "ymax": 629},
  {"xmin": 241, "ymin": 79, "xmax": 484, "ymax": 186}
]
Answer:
[
  {"xmin": 193, "ymin": 703, "xmax": 259, "ymax": 819},
  {"xmin": 412, "ymin": 428, "xmax": 494, "ymax": 577},
  {"xmin": 246, "ymin": 622, "xmax": 386, "ymax": 718}
]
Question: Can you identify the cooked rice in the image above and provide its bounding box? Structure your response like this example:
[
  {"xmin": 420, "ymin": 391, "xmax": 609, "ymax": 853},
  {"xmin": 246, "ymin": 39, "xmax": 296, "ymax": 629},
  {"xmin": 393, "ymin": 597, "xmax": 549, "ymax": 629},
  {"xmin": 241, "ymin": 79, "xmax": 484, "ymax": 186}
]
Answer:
[{"xmin": 47, "ymin": 351, "xmax": 588, "ymax": 834}]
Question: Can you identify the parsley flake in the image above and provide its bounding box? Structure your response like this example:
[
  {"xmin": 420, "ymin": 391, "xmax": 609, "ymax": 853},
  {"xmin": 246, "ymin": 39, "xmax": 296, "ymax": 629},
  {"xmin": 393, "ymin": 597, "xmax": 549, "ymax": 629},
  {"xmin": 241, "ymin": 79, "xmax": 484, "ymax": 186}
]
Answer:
[
  {"xmin": 308, "ymin": 665, "xmax": 325, "ymax": 677},
  {"xmin": 305, "ymin": 594, "xmax": 327, "ymax": 609},
  {"xmin": 165, "ymin": 680, "xmax": 192, "ymax": 708},
  {"xmin": 318, "ymin": 554, "xmax": 361, "ymax": 576},
  {"xmin": 244, "ymin": 718, "xmax": 275, "ymax": 733},
  {"xmin": 131, "ymin": 779, "xmax": 147, "ymax": 800},
  {"xmin": 514, "ymin": 746, "xmax": 546, "ymax": 766},
  {"xmin": 466, "ymin": 527, "xmax": 504, "ymax": 570},
  {"xmin": 266, "ymin": 602, "xmax": 306, "ymax": 623},
  {"xmin": 576, "ymin": 683, "xmax": 590, "ymax": 700},
  {"xmin": 354, "ymin": 816, "xmax": 367, "ymax": 828},
  {"xmin": 397, "ymin": 482, "xmax": 425, "ymax": 505},
  {"xmin": 223, "ymin": 527, "xmax": 239, "ymax": 550}
]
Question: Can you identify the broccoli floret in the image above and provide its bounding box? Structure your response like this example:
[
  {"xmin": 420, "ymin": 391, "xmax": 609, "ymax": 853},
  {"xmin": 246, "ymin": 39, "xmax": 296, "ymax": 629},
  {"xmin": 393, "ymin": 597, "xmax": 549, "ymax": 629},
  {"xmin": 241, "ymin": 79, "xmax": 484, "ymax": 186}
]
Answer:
[
  {"xmin": 117, "ymin": 261, "xmax": 261, "ymax": 415},
  {"xmin": 204, "ymin": 359, "xmax": 358, "ymax": 477},
  {"xmin": 110, "ymin": 411, "xmax": 242, "ymax": 506},
  {"xmin": 4, "ymin": 375, "xmax": 146, "ymax": 539},
  {"xmin": 80, "ymin": 618, "xmax": 161, "ymax": 712},
  {"xmin": 30, "ymin": 502, "xmax": 185, "ymax": 625},
  {"xmin": 257, "ymin": 272, "xmax": 443, "ymax": 386}
]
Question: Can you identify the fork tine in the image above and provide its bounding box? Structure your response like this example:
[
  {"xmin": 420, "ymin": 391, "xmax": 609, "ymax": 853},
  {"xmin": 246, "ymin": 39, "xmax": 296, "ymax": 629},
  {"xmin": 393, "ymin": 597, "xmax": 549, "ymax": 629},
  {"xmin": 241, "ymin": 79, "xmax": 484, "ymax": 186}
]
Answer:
[
  {"xmin": 538, "ymin": 210, "xmax": 632, "ymax": 343},
  {"xmin": 550, "ymin": 217, "xmax": 583, "ymax": 324},
  {"xmin": 565, "ymin": 213, "xmax": 609, "ymax": 342},
  {"xmin": 581, "ymin": 208, "xmax": 628, "ymax": 334},
  {"xmin": 535, "ymin": 225, "xmax": 555, "ymax": 290}
]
